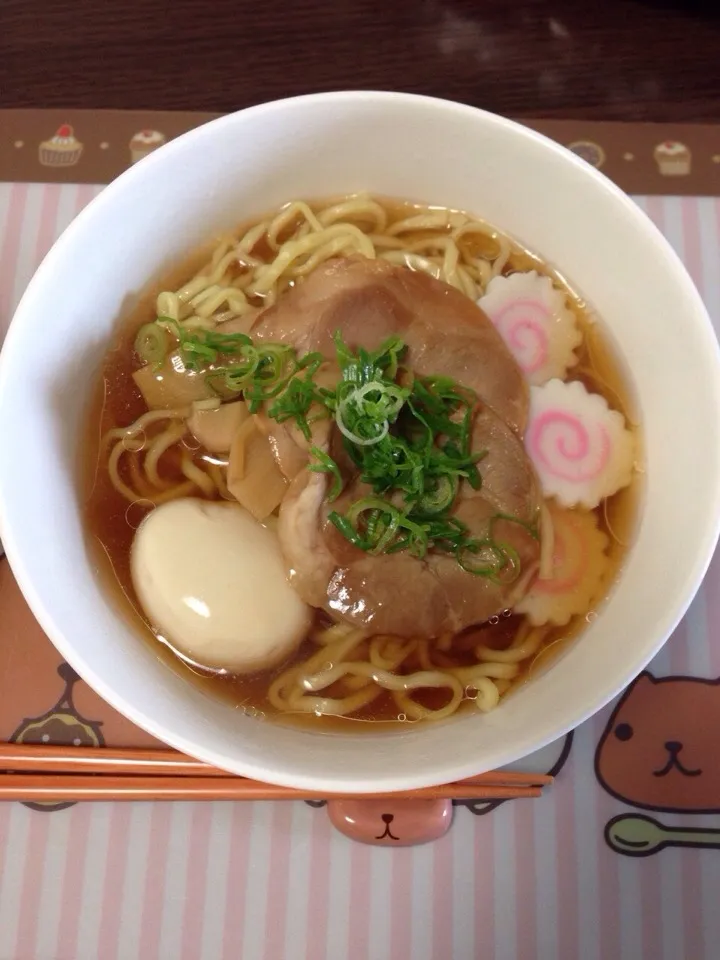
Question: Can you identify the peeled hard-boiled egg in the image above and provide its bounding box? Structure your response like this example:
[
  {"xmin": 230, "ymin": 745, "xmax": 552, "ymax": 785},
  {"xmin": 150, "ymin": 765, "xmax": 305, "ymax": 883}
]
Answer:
[{"xmin": 131, "ymin": 498, "xmax": 311, "ymax": 673}]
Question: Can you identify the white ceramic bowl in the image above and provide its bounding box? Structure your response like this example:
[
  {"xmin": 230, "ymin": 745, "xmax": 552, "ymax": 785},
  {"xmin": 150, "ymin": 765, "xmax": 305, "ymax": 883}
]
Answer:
[{"xmin": 1, "ymin": 92, "xmax": 719, "ymax": 792}]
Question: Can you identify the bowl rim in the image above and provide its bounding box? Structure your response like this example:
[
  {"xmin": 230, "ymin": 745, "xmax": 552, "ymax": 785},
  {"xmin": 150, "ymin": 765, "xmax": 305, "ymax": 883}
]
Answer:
[{"xmin": 1, "ymin": 89, "xmax": 720, "ymax": 791}]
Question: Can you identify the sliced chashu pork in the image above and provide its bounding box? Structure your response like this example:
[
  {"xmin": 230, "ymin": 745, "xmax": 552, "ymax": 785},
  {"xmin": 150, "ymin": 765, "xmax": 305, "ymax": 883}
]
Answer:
[
  {"xmin": 278, "ymin": 399, "xmax": 542, "ymax": 637},
  {"xmin": 260, "ymin": 255, "xmax": 541, "ymax": 637},
  {"xmin": 251, "ymin": 256, "xmax": 529, "ymax": 482},
  {"xmin": 279, "ymin": 465, "xmax": 540, "ymax": 638}
]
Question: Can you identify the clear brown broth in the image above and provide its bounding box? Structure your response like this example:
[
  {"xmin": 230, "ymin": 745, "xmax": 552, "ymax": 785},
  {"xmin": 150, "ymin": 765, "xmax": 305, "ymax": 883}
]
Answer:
[{"xmin": 83, "ymin": 196, "xmax": 641, "ymax": 730}]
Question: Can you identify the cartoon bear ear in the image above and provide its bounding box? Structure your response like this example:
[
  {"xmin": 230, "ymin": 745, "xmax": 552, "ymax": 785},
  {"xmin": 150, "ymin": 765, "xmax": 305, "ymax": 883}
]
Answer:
[
  {"xmin": 636, "ymin": 670, "xmax": 658, "ymax": 685},
  {"xmin": 618, "ymin": 671, "xmax": 656, "ymax": 697}
]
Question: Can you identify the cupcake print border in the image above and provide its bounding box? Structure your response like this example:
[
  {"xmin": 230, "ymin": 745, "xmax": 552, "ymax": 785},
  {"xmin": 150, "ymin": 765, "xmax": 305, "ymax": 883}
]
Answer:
[
  {"xmin": 39, "ymin": 124, "xmax": 83, "ymax": 168},
  {"xmin": 129, "ymin": 129, "xmax": 167, "ymax": 164}
]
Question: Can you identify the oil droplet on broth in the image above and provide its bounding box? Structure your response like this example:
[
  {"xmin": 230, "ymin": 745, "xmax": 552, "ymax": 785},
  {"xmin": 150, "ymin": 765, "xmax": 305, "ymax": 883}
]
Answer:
[
  {"xmin": 125, "ymin": 499, "xmax": 154, "ymax": 529},
  {"xmin": 182, "ymin": 434, "xmax": 201, "ymax": 452},
  {"xmin": 121, "ymin": 431, "xmax": 146, "ymax": 453},
  {"xmin": 83, "ymin": 194, "xmax": 641, "ymax": 733}
]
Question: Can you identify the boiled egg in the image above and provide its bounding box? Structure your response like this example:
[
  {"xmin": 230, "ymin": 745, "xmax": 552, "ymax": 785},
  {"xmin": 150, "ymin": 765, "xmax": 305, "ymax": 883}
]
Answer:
[{"xmin": 131, "ymin": 498, "xmax": 311, "ymax": 673}]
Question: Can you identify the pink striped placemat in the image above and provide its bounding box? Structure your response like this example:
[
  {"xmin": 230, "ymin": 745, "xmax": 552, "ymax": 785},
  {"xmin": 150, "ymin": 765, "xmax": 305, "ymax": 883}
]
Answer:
[{"xmin": 0, "ymin": 182, "xmax": 719, "ymax": 960}]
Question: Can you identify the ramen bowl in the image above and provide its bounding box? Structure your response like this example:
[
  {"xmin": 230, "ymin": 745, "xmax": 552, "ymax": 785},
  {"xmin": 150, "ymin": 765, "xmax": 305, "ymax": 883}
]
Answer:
[{"xmin": 0, "ymin": 92, "xmax": 718, "ymax": 792}]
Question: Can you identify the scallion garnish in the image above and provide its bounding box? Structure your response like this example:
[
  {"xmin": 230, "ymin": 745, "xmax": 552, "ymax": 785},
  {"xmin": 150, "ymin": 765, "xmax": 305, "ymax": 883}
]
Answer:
[
  {"xmin": 161, "ymin": 318, "xmax": 252, "ymax": 370},
  {"xmin": 134, "ymin": 322, "xmax": 168, "ymax": 365},
  {"xmin": 139, "ymin": 315, "xmax": 532, "ymax": 577},
  {"xmin": 308, "ymin": 447, "xmax": 343, "ymax": 501},
  {"xmin": 417, "ymin": 474, "xmax": 458, "ymax": 515}
]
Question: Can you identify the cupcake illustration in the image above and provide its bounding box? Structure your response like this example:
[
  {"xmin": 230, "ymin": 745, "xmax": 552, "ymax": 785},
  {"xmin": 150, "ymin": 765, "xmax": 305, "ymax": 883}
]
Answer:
[
  {"xmin": 654, "ymin": 141, "xmax": 691, "ymax": 176},
  {"xmin": 129, "ymin": 129, "xmax": 167, "ymax": 164},
  {"xmin": 38, "ymin": 124, "xmax": 83, "ymax": 168},
  {"xmin": 567, "ymin": 140, "xmax": 606, "ymax": 170}
]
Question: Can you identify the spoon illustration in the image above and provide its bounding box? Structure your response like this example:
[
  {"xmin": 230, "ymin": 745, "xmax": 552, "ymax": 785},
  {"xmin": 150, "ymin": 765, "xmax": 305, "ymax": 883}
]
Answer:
[{"xmin": 606, "ymin": 813, "xmax": 720, "ymax": 857}]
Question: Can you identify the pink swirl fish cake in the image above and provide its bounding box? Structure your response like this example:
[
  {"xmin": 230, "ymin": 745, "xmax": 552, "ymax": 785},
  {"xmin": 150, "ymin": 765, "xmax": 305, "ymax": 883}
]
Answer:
[
  {"xmin": 525, "ymin": 379, "xmax": 635, "ymax": 509},
  {"xmin": 515, "ymin": 503, "xmax": 609, "ymax": 626},
  {"xmin": 478, "ymin": 271, "xmax": 581, "ymax": 386}
]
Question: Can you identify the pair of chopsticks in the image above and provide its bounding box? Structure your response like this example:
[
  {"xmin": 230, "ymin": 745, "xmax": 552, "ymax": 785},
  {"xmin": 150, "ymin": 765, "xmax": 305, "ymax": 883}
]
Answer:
[{"xmin": 0, "ymin": 742, "xmax": 551, "ymax": 802}]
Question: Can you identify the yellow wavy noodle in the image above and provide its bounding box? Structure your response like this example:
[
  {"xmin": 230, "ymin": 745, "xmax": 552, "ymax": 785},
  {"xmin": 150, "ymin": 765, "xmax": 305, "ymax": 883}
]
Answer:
[
  {"xmin": 264, "ymin": 614, "xmax": 554, "ymax": 722},
  {"xmin": 96, "ymin": 193, "xmax": 636, "ymax": 724},
  {"xmin": 475, "ymin": 622, "xmax": 549, "ymax": 664},
  {"xmin": 318, "ymin": 197, "xmax": 388, "ymax": 233},
  {"xmin": 104, "ymin": 409, "xmax": 219, "ymax": 506},
  {"xmin": 110, "ymin": 193, "xmax": 521, "ymax": 549},
  {"xmin": 154, "ymin": 194, "xmax": 514, "ymax": 332}
]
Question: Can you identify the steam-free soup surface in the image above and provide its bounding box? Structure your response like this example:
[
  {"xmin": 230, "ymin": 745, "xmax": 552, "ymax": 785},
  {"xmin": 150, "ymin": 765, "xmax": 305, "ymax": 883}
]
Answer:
[{"xmin": 84, "ymin": 195, "xmax": 640, "ymax": 729}]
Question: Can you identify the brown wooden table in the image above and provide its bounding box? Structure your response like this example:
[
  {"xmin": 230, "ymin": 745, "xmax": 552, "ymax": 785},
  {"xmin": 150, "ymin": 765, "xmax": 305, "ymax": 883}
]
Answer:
[{"xmin": 1, "ymin": 0, "xmax": 719, "ymax": 121}]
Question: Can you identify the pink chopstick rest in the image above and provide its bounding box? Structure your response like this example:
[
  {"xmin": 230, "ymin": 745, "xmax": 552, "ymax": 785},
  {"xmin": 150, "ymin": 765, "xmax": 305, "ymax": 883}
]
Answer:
[{"xmin": 326, "ymin": 798, "xmax": 453, "ymax": 845}]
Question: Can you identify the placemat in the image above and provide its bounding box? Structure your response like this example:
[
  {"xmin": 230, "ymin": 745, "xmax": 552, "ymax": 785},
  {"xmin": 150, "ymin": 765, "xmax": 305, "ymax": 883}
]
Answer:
[
  {"xmin": 0, "ymin": 115, "xmax": 719, "ymax": 960},
  {"xmin": 3, "ymin": 109, "xmax": 720, "ymax": 196}
]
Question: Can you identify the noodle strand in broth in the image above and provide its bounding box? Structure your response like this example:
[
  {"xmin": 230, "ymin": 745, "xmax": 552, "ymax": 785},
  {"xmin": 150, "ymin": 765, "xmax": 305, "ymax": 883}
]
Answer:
[{"xmin": 85, "ymin": 193, "xmax": 640, "ymax": 730}]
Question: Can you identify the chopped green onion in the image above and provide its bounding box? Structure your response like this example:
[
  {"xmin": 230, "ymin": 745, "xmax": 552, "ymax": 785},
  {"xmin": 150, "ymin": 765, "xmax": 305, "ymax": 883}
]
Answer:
[
  {"xmin": 146, "ymin": 318, "xmax": 529, "ymax": 576},
  {"xmin": 335, "ymin": 399, "xmax": 389, "ymax": 446},
  {"xmin": 417, "ymin": 474, "xmax": 458, "ymax": 516},
  {"xmin": 490, "ymin": 511, "xmax": 540, "ymax": 541},
  {"xmin": 157, "ymin": 318, "xmax": 252, "ymax": 371},
  {"xmin": 308, "ymin": 447, "xmax": 343, "ymax": 501},
  {"xmin": 134, "ymin": 323, "xmax": 168, "ymax": 365},
  {"xmin": 327, "ymin": 511, "xmax": 372, "ymax": 550},
  {"xmin": 490, "ymin": 541, "xmax": 522, "ymax": 585},
  {"xmin": 346, "ymin": 497, "xmax": 403, "ymax": 554},
  {"xmin": 456, "ymin": 538, "xmax": 506, "ymax": 577},
  {"xmin": 456, "ymin": 535, "xmax": 524, "ymax": 584},
  {"xmin": 268, "ymin": 374, "xmax": 328, "ymax": 440}
]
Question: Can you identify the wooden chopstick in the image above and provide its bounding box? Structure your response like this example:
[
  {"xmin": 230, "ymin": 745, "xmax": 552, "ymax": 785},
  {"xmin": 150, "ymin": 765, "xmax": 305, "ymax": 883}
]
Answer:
[
  {"xmin": 0, "ymin": 742, "xmax": 232, "ymax": 777},
  {"xmin": 0, "ymin": 742, "xmax": 552, "ymax": 790},
  {"xmin": 0, "ymin": 774, "xmax": 542, "ymax": 803}
]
